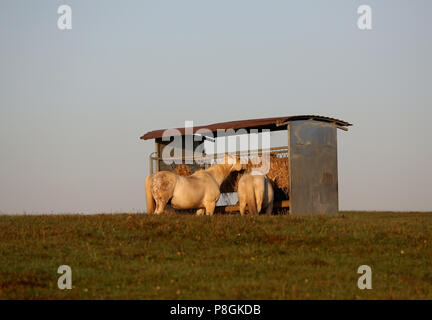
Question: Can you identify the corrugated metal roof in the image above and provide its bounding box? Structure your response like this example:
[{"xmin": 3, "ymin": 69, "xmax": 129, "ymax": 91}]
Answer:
[{"xmin": 140, "ymin": 115, "xmax": 352, "ymax": 140}]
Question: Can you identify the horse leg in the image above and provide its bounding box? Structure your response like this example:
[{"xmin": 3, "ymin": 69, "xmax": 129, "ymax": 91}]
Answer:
[
  {"xmin": 265, "ymin": 201, "xmax": 273, "ymax": 215},
  {"xmin": 154, "ymin": 198, "xmax": 168, "ymax": 215},
  {"xmin": 265, "ymin": 179, "xmax": 274, "ymax": 215},
  {"xmin": 246, "ymin": 192, "xmax": 258, "ymax": 215},
  {"xmin": 154, "ymin": 193, "xmax": 171, "ymax": 214},
  {"xmin": 151, "ymin": 171, "xmax": 176, "ymax": 215},
  {"xmin": 239, "ymin": 201, "xmax": 246, "ymax": 216},
  {"xmin": 204, "ymin": 201, "xmax": 216, "ymax": 216},
  {"xmin": 255, "ymin": 190, "xmax": 263, "ymax": 214},
  {"xmin": 196, "ymin": 208, "xmax": 205, "ymax": 215},
  {"xmin": 238, "ymin": 193, "xmax": 246, "ymax": 216}
]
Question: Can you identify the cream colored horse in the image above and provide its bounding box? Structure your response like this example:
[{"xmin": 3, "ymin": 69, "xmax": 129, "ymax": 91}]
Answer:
[
  {"xmin": 238, "ymin": 173, "xmax": 274, "ymax": 215},
  {"xmin": 145, "ymin": 154, "xmax": 244, "ymax": 215}
]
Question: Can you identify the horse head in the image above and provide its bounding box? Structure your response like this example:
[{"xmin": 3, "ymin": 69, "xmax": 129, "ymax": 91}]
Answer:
[{"xmin": 224, "ymin": 154, "xmax": 247, "ymax": 172}]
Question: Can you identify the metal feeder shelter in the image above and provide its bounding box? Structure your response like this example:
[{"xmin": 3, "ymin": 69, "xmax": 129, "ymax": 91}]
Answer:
[{"xmin": 140, "ymin": 115, "xmax": 351, "ymax": 215}]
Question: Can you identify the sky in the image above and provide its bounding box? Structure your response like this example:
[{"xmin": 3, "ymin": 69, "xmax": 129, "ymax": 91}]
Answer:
[{"xmin": 0, "ymin": 0, "xmax": 431, "ymax": 214}]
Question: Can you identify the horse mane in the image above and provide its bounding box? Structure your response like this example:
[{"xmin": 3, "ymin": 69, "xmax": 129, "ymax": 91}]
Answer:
[{"xmin": 199, "ymin": 162, "xmax": 233, "ymax": 187}]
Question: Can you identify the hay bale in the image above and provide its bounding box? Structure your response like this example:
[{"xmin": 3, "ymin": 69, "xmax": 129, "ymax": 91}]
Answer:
[
  {"xmin": 267, "ymin": 156, "xmax": 290, "ymax": 194},
  {"xmin": 174, "ymin": 164, "xmax": 193, "ymax": 176},
  {"xmin": 266, "ymin": 156, "xmax": 290, "ymax": 200}
]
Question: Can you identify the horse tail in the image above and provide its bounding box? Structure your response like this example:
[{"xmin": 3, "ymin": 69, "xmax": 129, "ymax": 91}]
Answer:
[
  {"xmin": 254, "ymin": 176, "xmax": 265, "ymax": 214},
  {"xmin": 145, "ymin": 174, "xmax": 155, "ymax": 214}
]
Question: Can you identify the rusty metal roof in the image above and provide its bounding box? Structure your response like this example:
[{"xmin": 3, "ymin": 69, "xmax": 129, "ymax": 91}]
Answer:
[{"xmin": 140, "ymin": 115, "xmax": 352, "ymax": 140}]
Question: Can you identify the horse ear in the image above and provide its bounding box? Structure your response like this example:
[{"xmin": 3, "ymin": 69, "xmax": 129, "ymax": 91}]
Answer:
[{"xmin": 224, "ymin": 153, "xmax": 230, "ymax": 164}]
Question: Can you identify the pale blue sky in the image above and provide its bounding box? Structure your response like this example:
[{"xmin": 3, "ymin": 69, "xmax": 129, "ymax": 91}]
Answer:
[{"xmin": 0, "ymin": 0, "xmax": 431, "ymax": 213}]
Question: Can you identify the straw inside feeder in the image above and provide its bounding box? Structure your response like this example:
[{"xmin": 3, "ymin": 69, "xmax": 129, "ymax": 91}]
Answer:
[{"xmin": 173, "ymin": 164, "xmax": 193, "ymax": 176}]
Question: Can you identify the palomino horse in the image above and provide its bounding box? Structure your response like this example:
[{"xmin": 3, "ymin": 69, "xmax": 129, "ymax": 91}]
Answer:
[
  {"xmin": 238, "ymin": 173, "xmax": 274, "ymax": 215},
  {"xmin": 145, "ymin": 154, "xmax": 245, "ymax": 215}
]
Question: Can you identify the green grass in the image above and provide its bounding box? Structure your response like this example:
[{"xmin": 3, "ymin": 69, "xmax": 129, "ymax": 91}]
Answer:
[{"xmin": 0, "ymin": 212, "xmax": 431, "ymax": 299}]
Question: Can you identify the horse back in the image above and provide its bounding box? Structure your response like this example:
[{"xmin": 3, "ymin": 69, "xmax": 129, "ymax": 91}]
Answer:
[{"xmin": 170, "ymin": 172, "xmax": 220, "ymax": 209}]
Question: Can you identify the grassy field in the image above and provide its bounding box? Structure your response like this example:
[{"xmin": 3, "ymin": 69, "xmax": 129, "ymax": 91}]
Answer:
[{"xmin": 0, "ymin": 211, "xmax": 431, "ymax": 299}]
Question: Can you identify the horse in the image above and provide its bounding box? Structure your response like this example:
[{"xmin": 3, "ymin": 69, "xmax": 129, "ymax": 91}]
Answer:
[
  {"xmin": 145, "ymin": 154, "xmax": 245, "ymax": 215},
  {"xmin": 238, "ymin": 173, "xmax": 274, "ymax": 215}
]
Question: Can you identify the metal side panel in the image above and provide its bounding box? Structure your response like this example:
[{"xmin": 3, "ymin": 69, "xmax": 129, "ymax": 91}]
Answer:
[{"xmin": 289, "ymin": 120, "xmax": 339, "ymax": 215}]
